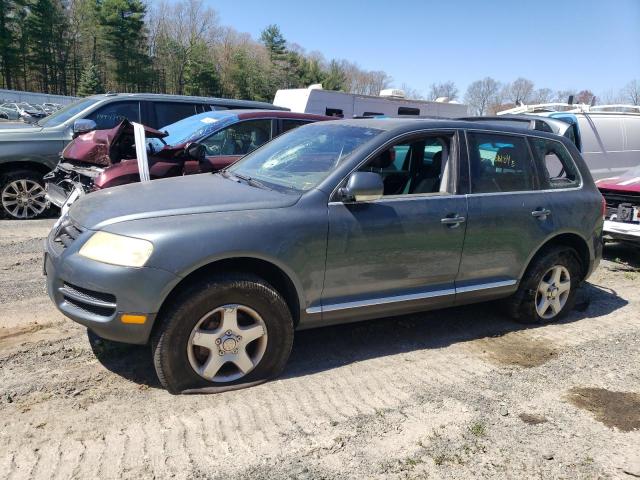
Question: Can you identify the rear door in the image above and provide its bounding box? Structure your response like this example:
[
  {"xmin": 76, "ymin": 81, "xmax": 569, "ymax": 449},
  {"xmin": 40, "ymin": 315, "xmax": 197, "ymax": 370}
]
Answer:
[{"xmin": 456, "ymin": 130, "xmax": 556, "ymax": 303}]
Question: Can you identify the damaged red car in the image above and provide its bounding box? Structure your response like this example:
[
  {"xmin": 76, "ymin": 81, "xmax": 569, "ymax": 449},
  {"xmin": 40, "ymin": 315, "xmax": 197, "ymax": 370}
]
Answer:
[
  {"xmin": 597, "ymin": 165, "xmax": 640, "ymax": 244},
  {"xmin": 45, "ymin": 109, "xmax": 331, "ymax": 209}
]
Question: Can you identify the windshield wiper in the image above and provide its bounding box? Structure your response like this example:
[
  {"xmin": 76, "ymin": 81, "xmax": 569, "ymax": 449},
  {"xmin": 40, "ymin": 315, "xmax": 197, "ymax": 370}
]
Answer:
[{"xmin": 224, "ymin": 171, "xmax": 272, "ymax": 190}]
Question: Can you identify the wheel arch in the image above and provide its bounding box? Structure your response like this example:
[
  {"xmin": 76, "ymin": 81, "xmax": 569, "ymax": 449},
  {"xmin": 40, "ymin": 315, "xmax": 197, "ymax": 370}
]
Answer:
[
  {"xmin": 0, "ymin": 160, "xmax": 52, "ymax": 179},
  {"xmin": 155, "ymin": 256, "xmax": 304, "ymax": 333},
  {"xmin": 520, "ymin": 231, "xmax": 592, "ymax": 282}
]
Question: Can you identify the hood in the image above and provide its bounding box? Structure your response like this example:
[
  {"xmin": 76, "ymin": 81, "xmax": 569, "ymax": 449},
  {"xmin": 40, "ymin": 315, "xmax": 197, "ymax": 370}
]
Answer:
[
  {"xmin": 596, "ymin": 176, "xmax": 640, "ymax": 193},
  {"xmin": 62, "ymin": 119, "xmax": 167, "ymax": 167},
  {"xmin": 69, "ymin": 173, "xmax": 299, "ymax": 229},
  {"xmin": 0, "ymin": 122, "xmax": 42, "ymax": 132}
]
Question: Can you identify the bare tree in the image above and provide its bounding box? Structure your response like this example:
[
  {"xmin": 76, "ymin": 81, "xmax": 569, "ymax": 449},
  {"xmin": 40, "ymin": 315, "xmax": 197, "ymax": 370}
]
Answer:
[
  {"xmin": 554, "ymin": 89, "xmax": 576, "ymax": 103},
  {"xmin": 503, "ymin": 77, "xmax": 534, "ymax": 105},
  {"xmin": 575, "ymin": 89, "xmax": 595, "ymax": 105},
  {"xmin": 400, "ymin": 83, "xmax": 424, "ymax": 100},
  {"xmin": 531, "ymin": 87, "xmax": 554, "ymax": 104},
  {"xmin": 464, "ymin": 77, "xmax": 501, "ymax": 115},
  {"xmin": 428, "ymin": 81, "xmax": 458, "ymax": 101},
  {"xmin": 622, "ymin": 79, "xmax": 640, "ymax": 105}
]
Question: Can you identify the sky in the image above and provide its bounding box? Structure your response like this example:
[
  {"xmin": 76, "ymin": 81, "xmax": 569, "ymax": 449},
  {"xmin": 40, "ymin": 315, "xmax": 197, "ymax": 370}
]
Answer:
[{"xmin": 205, "ymin": 0, "xmax": 640, "ymax": 99}]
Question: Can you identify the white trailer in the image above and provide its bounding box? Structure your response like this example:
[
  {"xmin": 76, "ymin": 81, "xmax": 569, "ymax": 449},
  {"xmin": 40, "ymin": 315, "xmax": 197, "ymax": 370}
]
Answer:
[{"xmin": 273, "ymin": 85, "xmax": 468, "ymax": 119}]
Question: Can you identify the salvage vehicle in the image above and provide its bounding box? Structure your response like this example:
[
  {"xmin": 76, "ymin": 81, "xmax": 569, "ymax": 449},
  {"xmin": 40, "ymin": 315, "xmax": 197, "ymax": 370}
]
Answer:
[
  {"xmin": 0, "ymin": 105, "xmax": 22, "ymax": 121},
  {"xmin": 597, "ymin": 165, "xmax": 640, "ymax": 243},
  {"xmin": 499, "ymin": 103, "xmax": 640, "ymax": 180},
  {"xmin": 0, "ymin": 93, "xmax": 286, "ymax": 219},
  {"xmin": 44, "ymin": 110, "xmax": 331, "ymax": 210},
  {"xmin": 44, "ymin": 119, "xmax": 603, "ymax": 393}
]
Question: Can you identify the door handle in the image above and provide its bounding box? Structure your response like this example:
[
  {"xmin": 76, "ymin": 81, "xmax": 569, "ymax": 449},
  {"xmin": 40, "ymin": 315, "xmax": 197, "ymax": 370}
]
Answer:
[
  {"xmin": 531, "ymin": 208, "xmax": 551, "ymax": 219},
  {"xmin": 441, "ymin": 215, "xmax": 466, "ymax": 227}
]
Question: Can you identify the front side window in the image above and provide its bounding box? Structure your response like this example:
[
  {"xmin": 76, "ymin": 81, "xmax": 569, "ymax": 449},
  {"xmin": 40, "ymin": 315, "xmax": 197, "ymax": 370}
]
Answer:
[
  {"xmin": 468, "ymin": 132, "xmax": 535, "ymax": 193},
  {"xmin": 358, "ymin": 136, "xmax": 452, "ymax": 196},
  {"xmin": 85, "ymin": 101, "xmax": 140, "ymax": 129},
  {"xmin": 530, "ymin": 137, "xmax": 579, "ymax": 189},
  {"xmin": 228, "ymin": 123, "xmax": 382, "ymax": 192},
  {"xmin": 201, "ymin": 119, "xmax": 272, "ymax": 156},
  {"xmin": 398, "ymin": 106, "xmax": 420, "ymax": 115}
]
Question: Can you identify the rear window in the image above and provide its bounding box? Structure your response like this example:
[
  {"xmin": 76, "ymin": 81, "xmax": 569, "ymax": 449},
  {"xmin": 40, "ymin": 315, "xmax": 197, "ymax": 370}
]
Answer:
[{"xmin": 398, "ymin": 107, "xmax": 420, "ymax": 115}]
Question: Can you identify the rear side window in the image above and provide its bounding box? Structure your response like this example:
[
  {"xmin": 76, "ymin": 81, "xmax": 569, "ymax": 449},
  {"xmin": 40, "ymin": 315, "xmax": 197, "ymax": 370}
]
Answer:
[
  {"xmin": 325, "ymin": 108, "xmax": 343, "ymax": 117},
  {"xmin": 85, "ymin": 101, "xmax": 140, "ymax": 129},
  {"xmin": 467, "ymin": 132, "xmax": 535, "ymax": 193},
  {"xmin": 529, "ymin": 138, "xmax": 580, "ymax": 189},
  {"xmin": 154, "ymin": 102, "xmax": 198, "ymax": 128}
]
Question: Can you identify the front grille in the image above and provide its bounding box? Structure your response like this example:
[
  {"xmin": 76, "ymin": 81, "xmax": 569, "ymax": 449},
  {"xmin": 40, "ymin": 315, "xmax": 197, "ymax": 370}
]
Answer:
[
  {"xmin": 60, "ymin": 282, "xmax": 117, "ymax": 318},
  {"xmin": 53, "ymin": 218, "xmax": 84, "ymax": 252}
]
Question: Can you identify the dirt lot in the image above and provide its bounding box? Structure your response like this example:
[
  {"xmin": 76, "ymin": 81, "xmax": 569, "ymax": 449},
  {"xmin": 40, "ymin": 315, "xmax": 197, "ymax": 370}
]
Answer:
[{"xmin": 0, "ymin": 219, "xmax": 639, "ymax": 480}]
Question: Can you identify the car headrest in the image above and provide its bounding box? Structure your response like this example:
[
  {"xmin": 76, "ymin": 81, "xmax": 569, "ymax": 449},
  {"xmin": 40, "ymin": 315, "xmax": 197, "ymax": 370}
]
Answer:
[
  {"xmin": 251, "ymin": 129, "xmax": 268, "ymax": 145},
  {"xmin": 431, "ymin": 150, "xmax": 443, "ymax": 169},
  {"xmin": 370, "ymin": 149, "xmax": 394, "ymax": 169}
]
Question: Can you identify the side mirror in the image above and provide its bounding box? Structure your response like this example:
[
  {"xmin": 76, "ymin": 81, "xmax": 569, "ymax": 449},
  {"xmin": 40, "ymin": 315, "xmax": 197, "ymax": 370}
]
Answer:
[
  {"xmin": 185, "ymin": 142, "xmax": 206, "ymax": 161},
  {"xmin": 339, "ymin": 171, "xmax": 384, "ymax": 202},
  {"xmin": 73, "ymin": 119, "xmax": 97, "ymax": 135}
]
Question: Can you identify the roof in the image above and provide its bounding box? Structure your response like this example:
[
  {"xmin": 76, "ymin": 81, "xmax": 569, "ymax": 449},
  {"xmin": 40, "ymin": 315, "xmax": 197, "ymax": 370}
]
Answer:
[
  {"xmin": 87, "ymin": 93, "xmax": 288, "ymax": 110},
  {"xmin": 323, "ymin": 117, "xmax": 572, "ymax": 139}
]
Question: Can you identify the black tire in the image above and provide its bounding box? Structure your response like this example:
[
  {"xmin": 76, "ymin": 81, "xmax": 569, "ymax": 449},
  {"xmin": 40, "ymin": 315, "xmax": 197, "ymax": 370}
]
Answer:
[
  {"xmin": 0, "ymin": 169, "xmax": 51, "ymax": 219},
  {"xmin": 152, "ymin": 274, "xmax": 294, "ymax": 394},
  {"xmin": 505, "ymin": 246, "xmax": 582, "ymax": 324}
]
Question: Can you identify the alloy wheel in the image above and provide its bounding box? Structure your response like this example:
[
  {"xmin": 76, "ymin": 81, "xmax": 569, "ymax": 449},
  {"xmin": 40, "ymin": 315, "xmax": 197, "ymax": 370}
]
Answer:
[
  {"xmin": 1, "ymin": 179, "xmax": 49, "ymax": 219},
  {"xmin": 535, "ymin": 265, "xmax": 571, "ymax": 320},
  {"xmin": 187, "ymin": 304, "xmax": 268, "ymax": 382}
]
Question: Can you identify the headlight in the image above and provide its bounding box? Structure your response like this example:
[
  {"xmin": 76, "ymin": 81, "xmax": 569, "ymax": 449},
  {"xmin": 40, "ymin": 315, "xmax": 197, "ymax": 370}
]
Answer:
[{"xmin": 79, "ymin": 231, "xmax": 153, "ymax": 267}]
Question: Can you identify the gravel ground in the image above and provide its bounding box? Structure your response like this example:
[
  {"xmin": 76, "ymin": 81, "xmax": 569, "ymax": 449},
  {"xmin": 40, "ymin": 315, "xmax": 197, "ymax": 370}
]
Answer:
[{"xmin": 0, "ymin": 219, "xmax": 639, "ymax": 480}]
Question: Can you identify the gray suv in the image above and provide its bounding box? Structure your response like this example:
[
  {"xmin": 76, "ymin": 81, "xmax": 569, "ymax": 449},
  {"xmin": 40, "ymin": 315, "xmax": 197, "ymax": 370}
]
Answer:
[
  {"xmin": 0, "ymin": 93, "xmax": 285, "ymax": 219},
  {"xmin": 44, "ymin": 119, "xmax": 604, "ymax": 393}
]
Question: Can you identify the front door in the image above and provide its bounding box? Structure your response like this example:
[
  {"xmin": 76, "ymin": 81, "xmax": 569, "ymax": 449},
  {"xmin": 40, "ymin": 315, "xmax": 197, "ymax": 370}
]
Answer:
[{"xmin": 321, "ymin": 132, "xmax": 468, "ymax": 324}]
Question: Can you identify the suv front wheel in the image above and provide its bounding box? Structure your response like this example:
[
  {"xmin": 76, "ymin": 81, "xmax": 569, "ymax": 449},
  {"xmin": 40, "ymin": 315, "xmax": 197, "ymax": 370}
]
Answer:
[
  {"xmin": 0, "ymin": 170, "xmax": 51, "ymax": 219},
  {"xmin": 152, "ymin": 274, "xmax": 294, "ymax": 394},
  {"xmin": 506, "ymin": 246, "xmax": 582, "ymax": 324}
]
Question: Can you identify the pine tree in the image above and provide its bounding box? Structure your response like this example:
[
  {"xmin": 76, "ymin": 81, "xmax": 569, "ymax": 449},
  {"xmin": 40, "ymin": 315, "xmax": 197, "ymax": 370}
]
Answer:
[
  {"xmin": 77, "ymin": 63, "xmax": 104, "ymax": 96},
  {"xmin": 260, "ymin": 24, "xmax": 286, "ymax": 62},
  {"xmin": 323, "ymin": 60, "xmax": 346, "ymax": 91}
]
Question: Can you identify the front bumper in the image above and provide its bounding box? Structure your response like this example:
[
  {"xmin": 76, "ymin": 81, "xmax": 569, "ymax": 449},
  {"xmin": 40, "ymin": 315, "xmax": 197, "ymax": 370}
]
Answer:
[
  {"xmin": 603, "ymin": 220, "xmax": 640, "ymax": 243},
  {"xmin": 44, "ymin": 229, "xmax": 180, "ymax": 344}
]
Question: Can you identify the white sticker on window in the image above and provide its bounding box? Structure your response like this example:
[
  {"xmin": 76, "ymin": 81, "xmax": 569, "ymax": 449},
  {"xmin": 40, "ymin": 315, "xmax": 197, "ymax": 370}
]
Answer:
[{"xmin": 200, "ymin": 117, "xmax": 218, "ymax": 124}]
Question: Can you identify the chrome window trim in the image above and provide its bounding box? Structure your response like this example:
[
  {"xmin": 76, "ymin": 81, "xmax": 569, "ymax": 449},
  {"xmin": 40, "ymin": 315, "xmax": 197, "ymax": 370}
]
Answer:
[{"xmin": 307, "ymin": 279, "xmax": 518, "ymax": 314}]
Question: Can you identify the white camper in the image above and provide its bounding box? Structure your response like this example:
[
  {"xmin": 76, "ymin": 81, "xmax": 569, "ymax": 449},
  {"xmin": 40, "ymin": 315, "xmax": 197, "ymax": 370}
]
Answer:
[{"xmin": 273, "ymin": 85, "xmax": 468, "ymax": 119}]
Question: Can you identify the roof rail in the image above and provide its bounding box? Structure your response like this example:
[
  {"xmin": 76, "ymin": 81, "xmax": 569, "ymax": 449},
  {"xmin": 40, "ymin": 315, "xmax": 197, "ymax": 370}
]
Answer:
[{"xmin": 497, "ymin": 103, "xmax": 640, "ymax": 116}]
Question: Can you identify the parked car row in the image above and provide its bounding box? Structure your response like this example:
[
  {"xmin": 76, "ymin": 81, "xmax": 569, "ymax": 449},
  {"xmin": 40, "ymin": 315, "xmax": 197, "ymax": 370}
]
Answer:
[
  {"xmin": 0, "ymin": 101, "xmax": 63, "ymax": 123},
  {"xmin": 0, "ymin": 93, "xmax": 288, "ymax": 219},
  {"xmin": 42, "ymin": 114, "xmax": 608, "ymax": 394}
]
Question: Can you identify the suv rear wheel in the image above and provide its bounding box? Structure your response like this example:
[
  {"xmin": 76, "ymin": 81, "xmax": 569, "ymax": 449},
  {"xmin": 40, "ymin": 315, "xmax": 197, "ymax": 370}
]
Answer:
[
  {"xmin": 506, "ymin": 246, "xmax": 582, "ymax": 324},
  {"xmin": 1, "ymin": 170, "xmax": 50, "ymax": 219},
  {"xmin": 152, "ymin": 274, "xmax": 294, "ymax": 394}
]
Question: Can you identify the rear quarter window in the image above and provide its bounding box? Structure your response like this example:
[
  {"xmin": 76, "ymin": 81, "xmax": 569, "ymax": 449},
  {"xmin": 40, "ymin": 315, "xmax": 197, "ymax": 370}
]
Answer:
[{"xmin": 529, "ymin": 137, "xmax": 580, "ymax": 189}]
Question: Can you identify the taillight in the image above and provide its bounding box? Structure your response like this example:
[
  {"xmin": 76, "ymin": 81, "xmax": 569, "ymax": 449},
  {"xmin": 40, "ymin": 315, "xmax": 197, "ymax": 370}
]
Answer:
[{"xmin": 601, "ymin": 195, "xmax": 607, "ymax": 219}]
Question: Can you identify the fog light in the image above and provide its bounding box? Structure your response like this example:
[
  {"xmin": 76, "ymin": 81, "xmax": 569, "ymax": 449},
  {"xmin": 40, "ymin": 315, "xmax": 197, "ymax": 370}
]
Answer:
[{"xmin": 121, "ymin": 314, "xmax": 147, "ymax": 324}]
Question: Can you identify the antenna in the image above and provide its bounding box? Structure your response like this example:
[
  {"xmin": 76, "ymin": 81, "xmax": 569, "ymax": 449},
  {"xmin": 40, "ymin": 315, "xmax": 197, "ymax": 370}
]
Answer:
[{"xmin": 590, "ymin": 96, "xmax": 597, "ymax": 107}]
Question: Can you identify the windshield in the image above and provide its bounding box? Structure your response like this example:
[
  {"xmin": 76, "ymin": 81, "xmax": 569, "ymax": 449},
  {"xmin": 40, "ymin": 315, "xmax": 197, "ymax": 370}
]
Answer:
[
  {"xmin": 39, "ymin": 98, "xmax": 99, "ymax": 127},
  {"xmin": 228, "ymin": 123, "xmax": 382, "ymax": 192},
  {"xmin": 160, "ymin": 111, "xmax": 238, "ymax": 146}
]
